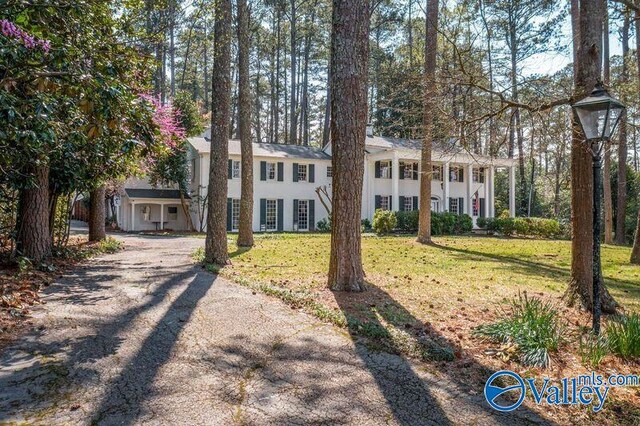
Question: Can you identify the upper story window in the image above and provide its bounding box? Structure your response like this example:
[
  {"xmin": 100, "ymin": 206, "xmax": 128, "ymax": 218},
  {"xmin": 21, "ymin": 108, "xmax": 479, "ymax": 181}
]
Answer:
[
  {"xmin": 298, "ymin": 164, "xmax": 308, "ymax": 182},
  {"xmin": 473, "ymin": 168, "xmax": 485, "ymax": 183},
  {"xmin": 432, "ymin": 165, "xmax": 442, "ymax": 181},
  {"xmin": 232, "ymin": 160, "xmax": 241, "ymax": 179},
  {"xmin": 380, "ymin": 161, "xmax": 391, "ymax": 179},
  {"xmin": 267, "ymin": 162, "xmax": 277, "ymax": 180},
  {"xmin": 327, "ymin": 166, "xmax": 332, "ymax": 178},
  {"xmin": 402, "ymin": 162, "xmax": 416, "ymax": 179},
  {"xmin": 449, "ymin": 166, "xmax": 464, "ymax": 182}
]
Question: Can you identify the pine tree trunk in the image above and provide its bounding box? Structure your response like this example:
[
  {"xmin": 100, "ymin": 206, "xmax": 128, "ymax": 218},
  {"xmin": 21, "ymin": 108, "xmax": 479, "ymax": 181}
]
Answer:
[
  {"xmin": 615, "ymin": 13, "xmax": 630, "ymax": 245},
  {"xmin": 205, "ymin": 0, "xmax": 232, "ymax": 266},
  {"xmin": 89, "ymin": 185, "xmax": 106, "ymax": 242},
  {"xmin": 17, "ymin": 165, "xmax": 51, "ymax": 262},
  {"xmin": 565, "ymin": 0, "xmax": 617, "ymax": 314},
  {"xmin": 237, "ymin": 0, "xmax": 254, "ymax": 248},
  {"xmin": 603, "ymin": 11, "xmax": 613, "ymax": 244},
  {"xmin": 327, "ymin": 0, "xmax": 369, "ymax": 292},
  {"xmin": 630, "ymin": 209, "xmax": 640, "ymax": 264},
  {"xmin": 288, "ymin": 0, "xmax": 297, "ymax": 145},
  {"xmin": 417, "ymin": 0, "xmax": 438, "ymax": 244}
]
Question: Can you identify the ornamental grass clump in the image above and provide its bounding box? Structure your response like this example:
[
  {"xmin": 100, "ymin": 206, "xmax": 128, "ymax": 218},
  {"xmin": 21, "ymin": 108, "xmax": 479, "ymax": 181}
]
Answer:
[
  {"xmin": 474, "ymin": 293, "xmax": 563, "ymax": 368},
  {"xmin": 607, "ymin": 313, "xmax": 640, "ymax": 360}
]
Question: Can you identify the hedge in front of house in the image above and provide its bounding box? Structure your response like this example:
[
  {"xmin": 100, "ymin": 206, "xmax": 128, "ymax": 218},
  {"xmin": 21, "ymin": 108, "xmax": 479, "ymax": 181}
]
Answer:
[
  {"xmin": 395, "ymin": 210, "xmax": 473, "ymax": 235},
  {"xmin": 476, "ymin": 216, "xmax": 561, "ymax": 238}
]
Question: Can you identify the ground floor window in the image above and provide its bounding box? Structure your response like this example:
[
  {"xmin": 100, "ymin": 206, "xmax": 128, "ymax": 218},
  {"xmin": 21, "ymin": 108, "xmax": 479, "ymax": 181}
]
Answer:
[
  {"xmin": 298, "ymin": 200, "xmax": 308, "ymax": 230},
  {"xmin": 379, "ymin": 195, "xmax": 391, "ymax": 211},
  {"xmin": 231, "ymin": 199, "xmax": 240, "ymax": 231},
  {"xmin": 472, "ymin": 196, "xmax": 479, "ymax": 216},
  {"xmin": 449, "ymin": 198, "xmax": 458, "ymax": 214},
  {"xmin": 141, "ymin": 205, "xmax": 151, "ymax": 221},
  {"xmin": 403, "ymin": 196, "xmax": 413, "ymax": 212},
  {"xmin": 168, "ymin": 206, "xmax": 178, "ymax": 221},
  {"xmin": 430, "ymin": 197, "xmax": 440, "ymax": 212},
  {"xmin": 266, "ymin": 199, "xmax": 277, "ymax": 231}
]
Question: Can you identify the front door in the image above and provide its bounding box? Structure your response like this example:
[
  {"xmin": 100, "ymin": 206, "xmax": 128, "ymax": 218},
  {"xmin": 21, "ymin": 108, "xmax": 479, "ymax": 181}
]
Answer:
[{"xmin": 297, "ymin": 200, "xmax": 309, "ymax": 231}]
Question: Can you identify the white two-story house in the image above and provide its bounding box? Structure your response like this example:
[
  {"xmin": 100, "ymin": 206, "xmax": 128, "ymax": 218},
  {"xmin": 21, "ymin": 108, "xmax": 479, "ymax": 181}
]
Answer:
[{"xmin": 114, "ymin": 127, "xmax": 516, "ymax": 232}]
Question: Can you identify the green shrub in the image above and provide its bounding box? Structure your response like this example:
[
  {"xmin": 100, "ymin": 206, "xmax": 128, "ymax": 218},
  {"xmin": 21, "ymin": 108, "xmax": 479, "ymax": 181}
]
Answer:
[
  {"xmin": 395, "ymin": 210, "xmax": 419, "ymax": 231},
  {"xmin": 607, "ymin": 313, "xmax": 640, "ymax": 359},
  {"xmin": 476, "ymin": 216, "xmax": 561, "ymax": 238},
  {"xmin": 579, "ymin": 334, "xmax": 609, "ymax": 368},
  {"xmin": 372, "ymin": 209, "xmax": 397, "ymax": 235},
  {"xmin": 473, "ymin": 293, "xmax": 563, "ymax": 368},
  {"xmin": 455, "ymin": 213, "xmax": 473, "ymax": 233},
  {"xmin": 98, "ymin": 237, "xmax": 123, "ymax": 253},
  {"xmin": 316, "ymin": 217, "xmax": 331, "ymax": 232},
  {"xmin": 361, "ymin": 218, "xmax": 372, "ymax": 231}
]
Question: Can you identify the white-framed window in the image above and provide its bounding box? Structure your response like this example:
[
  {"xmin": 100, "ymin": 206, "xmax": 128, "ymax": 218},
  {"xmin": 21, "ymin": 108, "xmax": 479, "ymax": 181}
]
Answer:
[
  {"xmin": 232, "ymin": 160, "xmax": 241, "ymax": 179},
  {"xmin": 432, "ymin": 165, "xmax": 442, "ymax": 181},
  {"xmin": 298, "ymin": 200, "xmax": 309, "ymax": 230},
  {"xmin": 231, "ymin": 198, "xmax": 240, "ymax": 231},
  {"xmin": 402, "ymin": 162, "xmax": 415, "ymax": 179},
  {"xmin": 472, "ymin": 196, "xmax": 479, "ymax": 217},
  {"xmin": 141, "ymin": 205, "xmax": 151, "ymax": 221},
  {"xmin": 297, "ymin": 164, "xmax": 308, "ymax": 182},
  {"xmin": 267, "ymin": 162, "xmax": 277, "ymax": 180},
  {"xmin": 403, "ymin": 196, "xmax": 413, "ymax": 211},
  {"xmin": 430, "ymin": 197, "xmax": 440, "ymax": 213},
  {"xmin": 168, "ymin": 206, "xmax": 178, "ymax": 221},
  {"xmin": 266, "ymin": 199, "xmax": 277, "ymax": 231},
  {"xmin": 327, "ymin": 166, "xmax": 332, "ymax": 178},
  {"xmin": 473, "ymin": 167, "xmax": 485, "ymax": 183},
  {"xmin": 379, "ymin": 195, "xmax": 391, "ymax": 211},
  {"xmin": 380, "ymin": 161, "xmax": 391, "ymax": 179},
  {"xmin": 449, "ymin": 166, "xmax": 464, "ymax": 182},
  {"xmin": 449, "ymin": 198, "xmax": 458, "ymax": 214}
]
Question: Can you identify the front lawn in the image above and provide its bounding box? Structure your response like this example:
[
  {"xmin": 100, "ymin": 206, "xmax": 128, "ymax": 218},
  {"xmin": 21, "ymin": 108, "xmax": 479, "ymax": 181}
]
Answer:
[{"xmin": 197, "ymin": 233, "xmax": 640, "ymax": 424}]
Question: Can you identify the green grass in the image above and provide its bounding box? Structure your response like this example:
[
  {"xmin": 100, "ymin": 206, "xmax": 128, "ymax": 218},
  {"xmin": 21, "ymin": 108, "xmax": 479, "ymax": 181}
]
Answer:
[{"xmin": 213, "ymin": 233, "xmax": 639, "ymax": 314}]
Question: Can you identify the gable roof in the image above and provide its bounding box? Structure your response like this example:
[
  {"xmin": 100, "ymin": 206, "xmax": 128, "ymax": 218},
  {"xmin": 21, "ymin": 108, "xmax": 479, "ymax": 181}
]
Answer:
[
  {"xmin": 188, "ymin": 137, "xmax": 331, "ymax": 160},
  {"xmin": 125, "ymin": 188, "xmax": 190, "ymax": 200}
]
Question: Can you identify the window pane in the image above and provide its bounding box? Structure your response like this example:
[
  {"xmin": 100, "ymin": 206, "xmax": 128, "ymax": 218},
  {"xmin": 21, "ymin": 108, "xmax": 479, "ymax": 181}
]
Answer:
[
  {"xmin": 298, "ymin": 164, "xmax": 307, "ymax": 181},
  {"xmin": 267, "ymin": 163, "xmax": 276, "ymax": 180},
  {"xmin": 232, "ymin": 199, "xmax": 240, "ymax": 230},
  {"xmin": 298, "ymin": 200, "xmax": 308, "ymax": 230},
  {"xmin": 404, "ymin": 197, "xmax": 413, "ymax": 211},
  {"xmin": 327, "ymin": 166, "xmax": 332, "ymax": 178},
  {"xmin": 266, "ymin": 199, "xmax": 277, "ymax": 231},
  {"xmin": 232, "ymin": 161, "xmax": 241, "ymax": 179}
]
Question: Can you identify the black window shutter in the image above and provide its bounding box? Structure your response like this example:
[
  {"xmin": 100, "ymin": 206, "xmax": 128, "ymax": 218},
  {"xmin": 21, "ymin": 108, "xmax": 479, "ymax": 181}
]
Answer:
[
  {"xmin": 389, "ymin": 196, "xmax": 393, "ymax": 210},
  {"xmin": 413, "ymin": 196, "xmax": 419, "ymax": 211},
  {"xmin": 293, "ymin": 163, "xmax": 299, "ymax": 182},
  {"xmin": 228, "ymin": 160, "xmax": 233, "ymax": 179},
  {"xmin": 277, "ymin": 162, "xmax": 284, "ymax": 181},
  {"xmin": 413, "ymin": 163, "xmax": 419, "ymax": 180},
  {"xmin": 375, "ymin": 161, "xmax": 381, "ymax": 178},
  {"xmin": 479, "ymin": 198, "xmax": 486, "ymax": 218},
  {"xmin": 375, "ymin": 195, "xmax": 381, "ymax": 209},
  {"xmin": 399, "ymin": 196, "xmax": 405, "ymax": 211},
  {"xmin": 399, "ymin": 163, "xmax": 405, "ymax": 180},
  {"xmin": 293, "ymin": 199, "xmax": 299, "ymax": 227},
  {"xmin": 459, "ymin": 197, "xmax": 464, "ymax": 215},
  {"xmin": 389, "ymin": 162, "xmax": 393, "ymax": 179},
  {"xmin": 309, "ymin": 164, "xmax": 315, "ymax": 183},
  {"xmin": 309, "ymin": 200, "xmax": 315, "ymax": 231},
  {"xmin": 260, "ymin": 199, "xmax": 266, "ymax": 228},
  {"xmin": 260, "ymin": 161, "xmax": 267, "ymax": 181},
  {"xmin": 459, "ymin": 168, "xmax": 464, "ymax": 182},
  {"xmin": 226, "ymin": 198, "xmax": 232, "ymax": 231},
  {"xmin": 277, "ymin": 199, "xmax": 284, "ymax": 231}
]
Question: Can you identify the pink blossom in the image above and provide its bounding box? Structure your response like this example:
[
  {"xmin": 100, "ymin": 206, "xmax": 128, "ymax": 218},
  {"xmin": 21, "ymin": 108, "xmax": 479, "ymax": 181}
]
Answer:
[
  {"xmin": 0, "ymin": 19, "xmax": 51, "ymax": 53},
  {"xmin": 139, "ymin": 94, "xmax": 186, "ymax": 148}
]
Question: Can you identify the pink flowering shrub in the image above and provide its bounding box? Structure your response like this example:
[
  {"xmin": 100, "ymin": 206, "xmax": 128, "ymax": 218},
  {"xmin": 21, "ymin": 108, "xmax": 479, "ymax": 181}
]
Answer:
[
  {"xmin": 1, "ymin": 19, "xmax": 51, "ymax": 52},
  {"xmin": 139, "ymin": 94, "xmax": 186, "ymax": 149}
]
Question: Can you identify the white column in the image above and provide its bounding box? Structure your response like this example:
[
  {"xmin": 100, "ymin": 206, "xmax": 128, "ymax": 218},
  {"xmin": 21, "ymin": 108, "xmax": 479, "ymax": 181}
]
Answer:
[
  {"xmin": 484, "ymin": 167, "xmax": 490, "ymax": 217},
  {"xmin": 160, "ymin": 203, "xmax": 164, "ymax": 230},
  {"xmin": 130, "ymin": 202, "xmax": 135, "ymax": 231},
  {"xmin": 443, "ymin": 162, "xmax": 450, "ymax": 212},
  {"xmin": 508, "ymin": 165, "xmax": 516, "ymax": 217},
  {"xmin": 392, "ymin": 153, "xmax": 399, "ymax": 211},
  {"xmin": 466, "ymin": 164, "xmax": 473, "ymax": 216},
  {"xmin": 489, "ymin": 167, "xmax": 496, "ymax": 217}
]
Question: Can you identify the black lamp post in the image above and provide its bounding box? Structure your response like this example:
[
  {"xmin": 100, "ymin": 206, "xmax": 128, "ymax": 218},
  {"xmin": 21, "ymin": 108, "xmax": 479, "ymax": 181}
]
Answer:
[{"xmin": 571, "ymin": 82, "xmax": 625, "ymax": 335}]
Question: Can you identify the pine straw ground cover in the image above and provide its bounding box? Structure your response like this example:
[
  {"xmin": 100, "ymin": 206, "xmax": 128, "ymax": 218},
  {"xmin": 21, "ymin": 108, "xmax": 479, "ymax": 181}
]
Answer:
[
  {"xmin": 0, "ymin": 236, "xmax": 122, "ymax": 349},
  {"xmin": 196, "ymin": 233, "xmax": 640, "ymax": 425}
]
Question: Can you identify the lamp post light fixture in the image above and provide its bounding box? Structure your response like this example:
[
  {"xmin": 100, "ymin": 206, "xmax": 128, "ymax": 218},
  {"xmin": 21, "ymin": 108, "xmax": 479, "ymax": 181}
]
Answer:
[{"xmin": 571, "ymin": 82, "xmax": 625, "ymax": 335}]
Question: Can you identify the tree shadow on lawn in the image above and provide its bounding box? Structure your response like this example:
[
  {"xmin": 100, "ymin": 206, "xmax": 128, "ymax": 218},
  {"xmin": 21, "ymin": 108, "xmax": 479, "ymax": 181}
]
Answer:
[
  {"xmin": 430, "ymin": 242, "xmax": 640, "ymax": 305},
  {"xmin": 0, "ymin": 265, "xmax": 214, "ymax": 424},
  {"xmin": 332, "ymin": 284, "xmax": 556, "ymax": 425}
]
